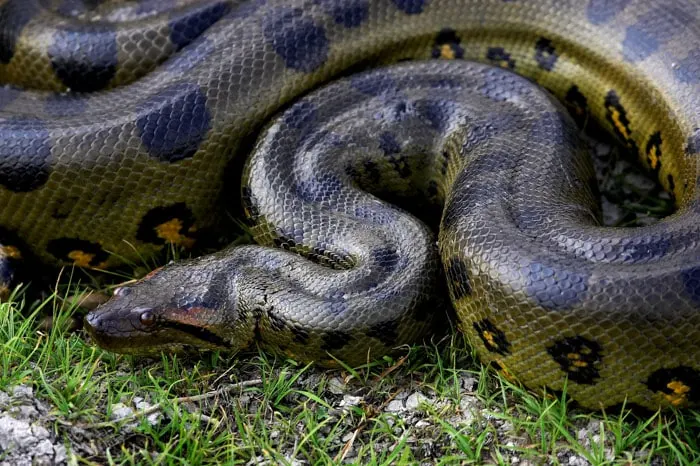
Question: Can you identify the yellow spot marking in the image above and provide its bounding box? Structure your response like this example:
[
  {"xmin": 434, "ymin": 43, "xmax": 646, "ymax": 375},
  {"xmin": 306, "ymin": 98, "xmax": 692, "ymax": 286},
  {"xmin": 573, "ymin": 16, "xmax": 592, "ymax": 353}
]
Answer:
[
  {"xmin": 610, "ymin": 108, "xmax": 630, "ymax": 140},
  {"xmin": 0, "ymin": 245, "xmax": 21, "ymax": 260},
  {"xmin": 155, "ymin": 218, "xmax": 195, "ymax": 248},
  {"xmin": 665, "ymin": 380, "xmax": 691, "ymax": 407},
  {"xmin": 483, "ymin": 330, "xmax": 497, "ymax": 348},
  {"xmin": 440, "ymin": 44, "xmax": 455, "ymax": 60},
  {"xmin": 567, "ymin": 353, "xmax": 588, "ymax": 367},
  {"xmin": 495, "ymin": 359, "xmax": 516, "ymax": 382},
  {"xmin": 648, "ymin": 144, "xmax": 659, "ymax": 169},
  {"xmin": 68, "ymin": 250, "xmax": 95, "ymax": 267}
]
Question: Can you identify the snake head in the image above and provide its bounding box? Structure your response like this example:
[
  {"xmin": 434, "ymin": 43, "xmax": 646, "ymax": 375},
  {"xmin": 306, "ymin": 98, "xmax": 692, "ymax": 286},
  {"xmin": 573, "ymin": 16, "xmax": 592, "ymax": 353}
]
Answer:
[{"xmin": 84, "ymin": 259, "xmax": 244, "ymax": 355}]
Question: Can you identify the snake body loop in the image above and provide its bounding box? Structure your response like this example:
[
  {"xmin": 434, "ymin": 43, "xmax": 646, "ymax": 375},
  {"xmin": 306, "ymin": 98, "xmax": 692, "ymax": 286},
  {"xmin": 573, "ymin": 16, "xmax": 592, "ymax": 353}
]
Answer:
[{"xmin": 0, "ymin": 0, "xmax": 699, "ymax": 409}]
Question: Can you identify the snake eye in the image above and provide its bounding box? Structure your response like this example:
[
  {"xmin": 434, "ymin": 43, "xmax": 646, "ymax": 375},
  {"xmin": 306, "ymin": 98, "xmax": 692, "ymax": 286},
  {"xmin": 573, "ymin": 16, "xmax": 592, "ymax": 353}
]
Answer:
[
  {"xmin": 139, "ymin": 310, "xmax": 155, "ymax": 326},
  {"xmin": 113, "ymin": 286, "xmax": 130, "ymax": 297}
]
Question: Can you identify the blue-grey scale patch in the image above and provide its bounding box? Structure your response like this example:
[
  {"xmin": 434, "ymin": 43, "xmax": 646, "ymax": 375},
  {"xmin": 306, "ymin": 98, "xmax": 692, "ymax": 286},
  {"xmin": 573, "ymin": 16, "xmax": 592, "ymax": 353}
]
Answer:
[
  {"xmin": 378, "ymin": 132, "xmax": 402, "ymax": 155},
  {"xmin": 43, "ymin": 94, "xmax": 88, "ymax": 118},
  {"xmin": 442, "ymin": 148, "xmax": 516, "ymax": 227},
  {"xmin": 687, "ymin": 128, "xmax": 700, "ymax": 155},
  {"xmin": 427, "ymin": 77, "xmax": 463, "ymax": 89},
  {"xmin": 295, "ymin": 174, "xmax": 344, "ymax": 203},
  {"xmin": 615, "ymin": 236, "xmax": 671, "ymax": 263},
  {"xmin": 621, "ymin": 7, "xmax": 692, "ymax": 62},
  {"xmin": 0, "ymin": 86, "xmax": 20, "ymax": 111},
  {"xmin": 48, "ymin": 26, "xmax": 118, "ymax": 92},
  {"xmin": 164, "ymin": 37, "xmax": 215, "ymax": 74},
  {"xmin": 529, "ymin": 111, "xmax": 577, "ymax": 147},
  {"xmin": 0, "ymin": 0, "xmax": 38, "ymax": 64},
  {"xmin": 674, "ymin": 48, "xmax": 700, "ymax": 84},
  {"xmin": 478, "ymin": 67, "xmax": 533, "ymax": 102},
  {"xmin": 461, "ymin": 119, "xmax": 502, "ymax": 154},
  {"xmin": 371, "ymin": 246, "xmax": 401, "ymax": 273},
  {"xmin": 315, "ymin": 0, "xmax": 369, "ymax": 28},
  {"xmin": 262, "ymin": 7, "xmax": 329, "ymax": 73},
  {"xmin": 168, "ymin": 1, "xmax": 230, "ymax": 50},
  {"xmin": 349, "ymin": 73, "xmax": 398, "ymax": 96},
  {"xmin": 281, "ymin": 100, "xmax": 319, "ymax": 147},
  {"xmin": 353, "ymin": 204, "xmax": 399, "ymax": 224},
  {"xmin": 414, "ymin": 99, "xmax": 452, "ymax": 132},
  {"xmin": 229, "ymin": 0, "xmax": 267, "ymax": 19},
  {"xmin": 391, "ymin": 0, "xmax": 427, "ymax": 15},
  {"xmin": 0, "ymin": 117, "xmax": 52, "ymax": 192},
  {"xmin": 586, "ymin": 0, "xmax": 631, "ymax": 25},
  {"xmin": 136, "ymin": 82, "xmax": 211, "ymax": 162},
  {"xmin": 514, "ymin": 206, "xmax": 548, "ymax": 231},
  {"xmin": 282, "ymin": 100, "xmax": 318, "ymax": 131},
  {"xmin": 681, "ymin": 265, "xmax": 700, "ymax": 304},
  {"xmin": 523, "ymin": 261, "xmax": 588, "ymax": 311},
  {"xmin": 133, "ymin": 0, "xmax": 178, "ymax": 16}
]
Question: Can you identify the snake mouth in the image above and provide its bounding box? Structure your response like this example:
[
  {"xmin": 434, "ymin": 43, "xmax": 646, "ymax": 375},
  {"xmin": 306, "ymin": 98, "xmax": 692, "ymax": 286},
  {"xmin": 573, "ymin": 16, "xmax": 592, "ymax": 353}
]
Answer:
[{"xmin": 84, "ymin": 308, "xmax": 232, "ymax": 354}]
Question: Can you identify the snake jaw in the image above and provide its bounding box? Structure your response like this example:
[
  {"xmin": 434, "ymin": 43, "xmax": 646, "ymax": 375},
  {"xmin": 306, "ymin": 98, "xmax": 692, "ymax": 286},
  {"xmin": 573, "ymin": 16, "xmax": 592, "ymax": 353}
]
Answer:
[
  {"xmin": 85, "ymin": 306, "xmax": 234, "ymax": 354},
  {"xmin": 84, "ymin": 300, "xmax": 233, "ymax": 354},
  {"xmin": 84, "ymin": 261, "xmax": 240, "ymax": 354}
]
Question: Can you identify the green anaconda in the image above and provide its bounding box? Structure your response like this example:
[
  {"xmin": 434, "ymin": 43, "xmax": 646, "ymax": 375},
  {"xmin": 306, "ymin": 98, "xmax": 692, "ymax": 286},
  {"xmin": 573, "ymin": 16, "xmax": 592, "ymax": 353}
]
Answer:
[{"xmin": 0, "ymin": 0, "xmax": 698, "ymax": 410}]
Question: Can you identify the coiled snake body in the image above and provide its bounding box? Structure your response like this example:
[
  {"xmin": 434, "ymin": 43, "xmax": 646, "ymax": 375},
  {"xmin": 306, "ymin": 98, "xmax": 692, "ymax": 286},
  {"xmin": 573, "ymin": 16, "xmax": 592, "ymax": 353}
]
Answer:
[{"xmin": 0, "ymin": 0, "xmax": 699, "ymax": 410}]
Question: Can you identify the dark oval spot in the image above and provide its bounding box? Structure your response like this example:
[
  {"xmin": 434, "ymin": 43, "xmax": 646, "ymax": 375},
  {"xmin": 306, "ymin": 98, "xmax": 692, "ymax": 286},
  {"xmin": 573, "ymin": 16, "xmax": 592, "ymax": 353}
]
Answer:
[
  {"xmin": 316, "ymin": 0, "xmax": 369, "ymax": 28},
  {"xmin": 49, "ymin": 25, "xmax": 118, "ymax": 92},
  {"xmin": 0, "ymin": 117, "xmax": 52, "ymax": 192},
  {"xmin": 136, "ymin": 83, "xmax": 211, "ymax": 162},
  {"xmin": 0, "ymin": 1, "xmax": 38, "ymax": 64},
  {"xmin": 523, "ymin": 261, "xmax": 589, "ymax": 311},
  {"xmin": 263, "ymin": 8, "xmax": 329, "ymax": 72},
  {"xmin": 391, "ymin": 0, "xmax": 427, "ymax": 15},
  {"xmin": 169, "ymin": 1, "xmax": 230, "ymax": 50}
]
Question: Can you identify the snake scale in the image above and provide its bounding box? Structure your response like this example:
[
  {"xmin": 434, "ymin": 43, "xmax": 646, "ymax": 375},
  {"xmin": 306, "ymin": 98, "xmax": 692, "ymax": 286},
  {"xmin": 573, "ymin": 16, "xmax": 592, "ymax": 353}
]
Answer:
[{"xmin": 0, "ymin": 0, "xmax": 699, "ymax": 410}]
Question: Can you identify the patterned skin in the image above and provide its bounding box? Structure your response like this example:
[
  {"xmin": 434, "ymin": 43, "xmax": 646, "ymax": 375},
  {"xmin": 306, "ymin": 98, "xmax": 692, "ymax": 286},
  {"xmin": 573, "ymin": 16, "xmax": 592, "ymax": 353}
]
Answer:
[{"xmin": 0, "ymin": 0, "xmax": 698, "ymax": 409}]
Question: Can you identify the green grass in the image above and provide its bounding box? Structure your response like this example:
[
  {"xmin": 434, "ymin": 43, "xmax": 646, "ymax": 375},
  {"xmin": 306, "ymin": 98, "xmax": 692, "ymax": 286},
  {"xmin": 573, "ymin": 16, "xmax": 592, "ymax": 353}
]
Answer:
[{"xmin": 1, "ymin": 284, "xmax": 699, "ymax": 464}]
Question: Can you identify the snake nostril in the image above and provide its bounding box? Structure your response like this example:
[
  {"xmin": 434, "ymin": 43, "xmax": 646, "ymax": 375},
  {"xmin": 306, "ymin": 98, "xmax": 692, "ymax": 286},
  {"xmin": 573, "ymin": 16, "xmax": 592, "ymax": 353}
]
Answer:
[
  {"xmin": 84, "ymin": 312, "xmax": 100, "ymax": 330},
  {"xmin": 113, "ymin": 286, "xmax": 131, "ymax": 297}
]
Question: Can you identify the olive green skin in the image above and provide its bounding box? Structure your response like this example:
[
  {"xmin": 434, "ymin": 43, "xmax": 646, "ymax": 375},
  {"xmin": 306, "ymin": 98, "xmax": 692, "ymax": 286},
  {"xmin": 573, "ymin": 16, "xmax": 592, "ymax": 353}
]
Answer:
[{"xmin": 1, "ymin": 0, "xmax": 699, "ymax": 410}]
